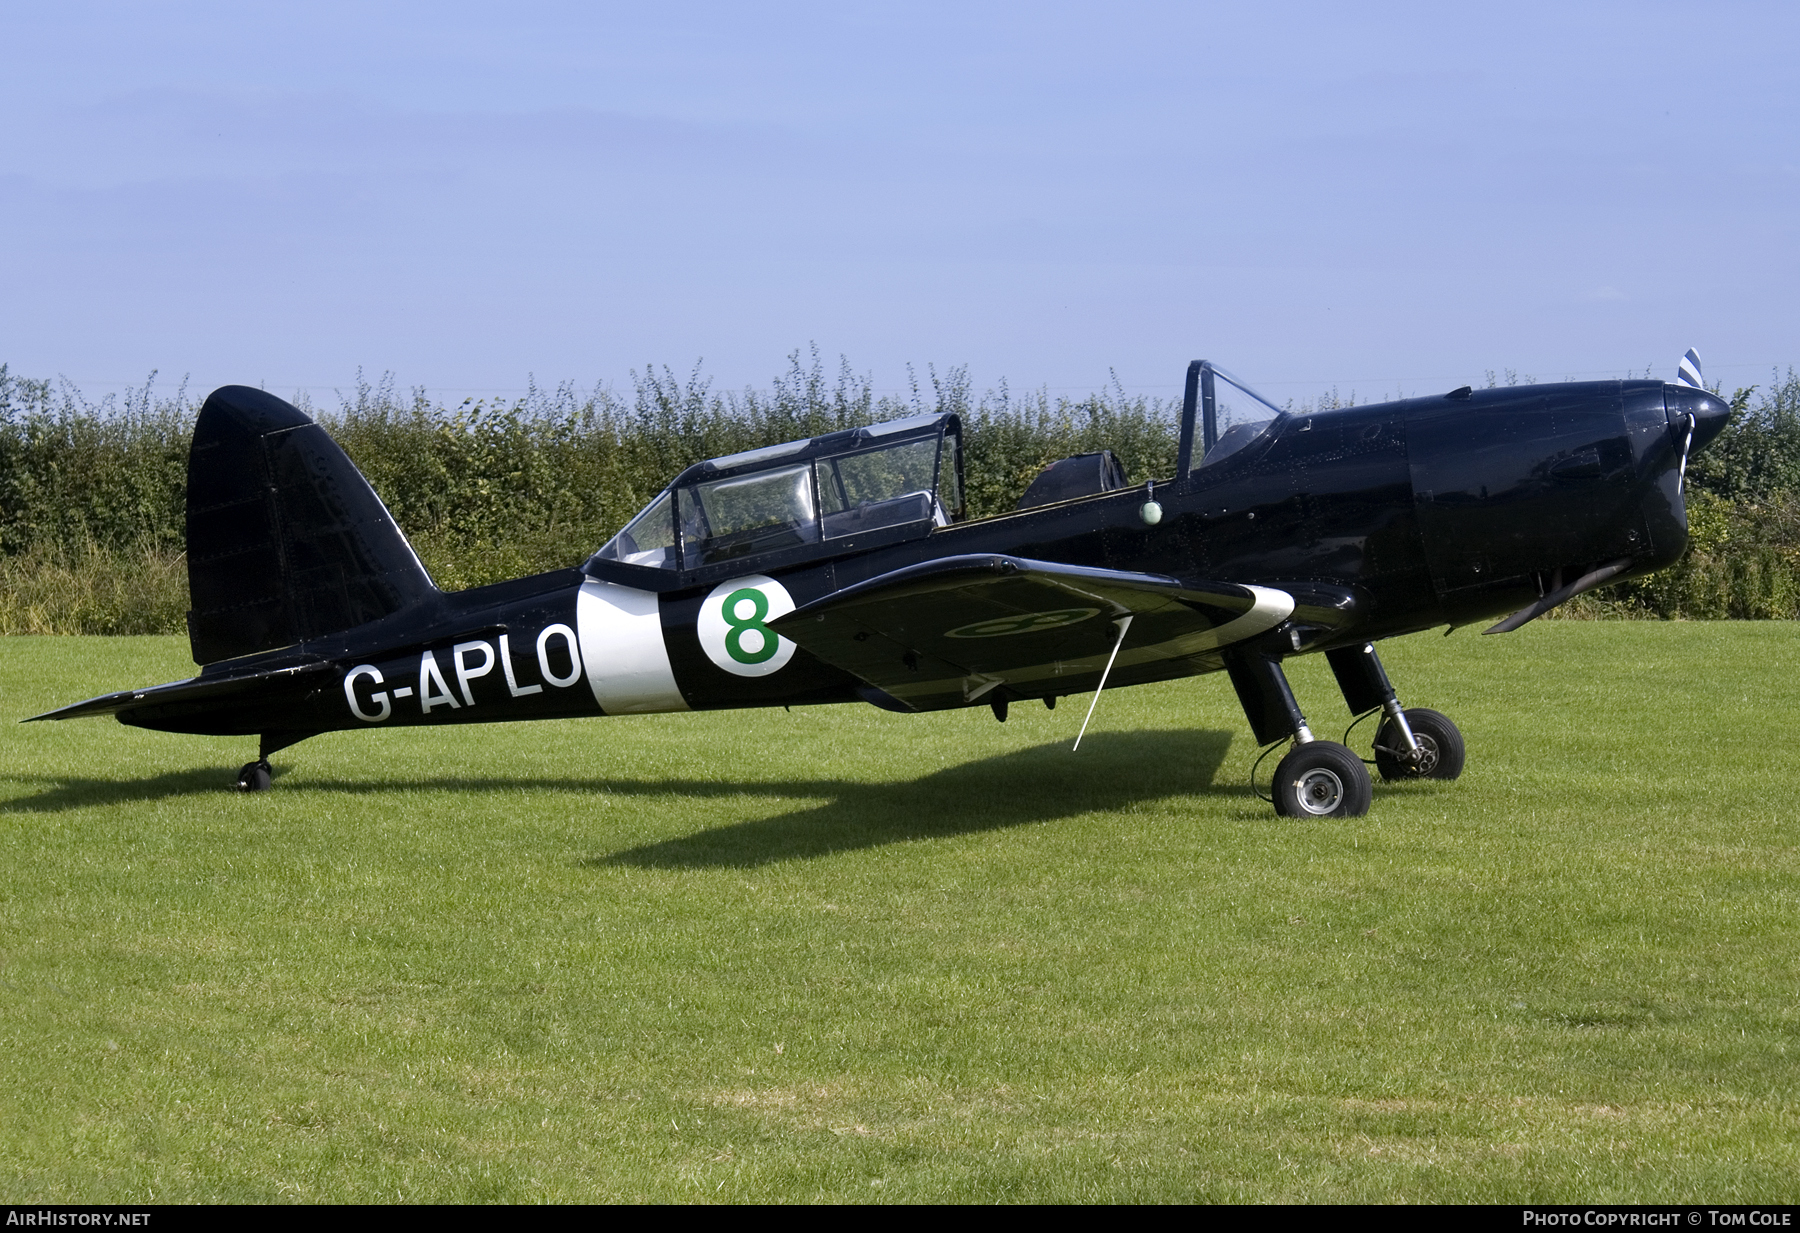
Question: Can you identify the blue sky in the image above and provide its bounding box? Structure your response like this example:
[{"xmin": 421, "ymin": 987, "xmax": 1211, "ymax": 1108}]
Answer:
[{"xmin": 2, "ymin": 2, "xmax": 1794, "ymax": 406}]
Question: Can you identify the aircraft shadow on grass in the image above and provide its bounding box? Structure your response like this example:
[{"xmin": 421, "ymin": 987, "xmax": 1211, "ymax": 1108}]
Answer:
[
  {"xmin": 1, "ymin": 729, "xmax": 1235, "ymax": 866},
  {"xmin": 596, "ymin": 727, "xmax": 1234, "ymax": 869},
  {"xmin": 0, "ymin": 766, "xmax": 246, "ymax": 813}
]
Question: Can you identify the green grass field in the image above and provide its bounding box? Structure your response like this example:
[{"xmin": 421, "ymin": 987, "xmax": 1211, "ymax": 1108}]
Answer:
[{"xmin": 1, "ymin": 624, "xmax": 1796, "ymax": 1203}]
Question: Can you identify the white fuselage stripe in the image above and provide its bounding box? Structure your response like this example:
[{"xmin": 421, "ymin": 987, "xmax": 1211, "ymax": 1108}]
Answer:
[{"xmin": 575, "ymin": 579, "xmax": 690, "ymax": 714}]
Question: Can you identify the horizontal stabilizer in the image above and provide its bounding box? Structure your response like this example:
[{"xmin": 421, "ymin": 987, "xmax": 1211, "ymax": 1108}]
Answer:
[
  {"xmin": 186, "ymin": 386, "xmax": 437, "ymax": 665},
  {"xmin": 24, "ymin": 661, "xmax": 335, "ymax": 725}
]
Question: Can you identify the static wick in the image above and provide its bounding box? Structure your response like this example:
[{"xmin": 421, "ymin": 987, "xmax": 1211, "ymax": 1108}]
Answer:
[{"xmin": 1073, "ymin": 614, "xmax": 1134, "ymax": 752}]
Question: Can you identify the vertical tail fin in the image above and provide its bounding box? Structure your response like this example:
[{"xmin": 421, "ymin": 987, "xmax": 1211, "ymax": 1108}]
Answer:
[{"xmin": 185, "ymin": 385, "xmax": 438, "ymax": 665}]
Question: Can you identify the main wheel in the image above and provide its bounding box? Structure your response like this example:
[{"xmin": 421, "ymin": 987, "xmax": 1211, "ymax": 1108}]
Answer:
[
  {"xmin": 1272, "ymin": 741, "xmax": 1371, "ymax": 818},
  {"xmin": 236, "ymin": 760, "xmax": 272, "ymax": 792},
  {"xmin": 1373, "ymin": 707, "xmax": 1465, "ymax": 782}
]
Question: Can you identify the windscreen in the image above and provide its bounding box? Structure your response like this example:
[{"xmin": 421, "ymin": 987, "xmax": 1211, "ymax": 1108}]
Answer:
[
  {"xmin": 1200, "ymin": 366, "xmax": 1285, "ymax": 468},
  {"xmin": 590, "ymin": 490, "xmax": 678, "ymax": 569}
]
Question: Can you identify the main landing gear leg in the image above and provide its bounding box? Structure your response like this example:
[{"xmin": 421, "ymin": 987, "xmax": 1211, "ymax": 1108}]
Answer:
[
  {"xmin": 1224, "ymin": 648, "xmax": 1371, "ymax": 818},
  {"xmin": 1325, "ymin": 642, "xmax": 1465, "ymax": 782}
]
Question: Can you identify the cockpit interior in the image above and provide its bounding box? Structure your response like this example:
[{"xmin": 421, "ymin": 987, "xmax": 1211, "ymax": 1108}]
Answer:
[
  {"xmin": 588, "ymin": 361, "xmax": 1293, "ymax": 583},
  {"xmin": 590, "ymin": 412, "xmax": 964, "ymax": 578}
]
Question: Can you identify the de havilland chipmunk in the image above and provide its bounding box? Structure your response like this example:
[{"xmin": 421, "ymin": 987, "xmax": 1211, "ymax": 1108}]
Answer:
[{"xmin": 28, "ymin": 351, "xmax": 1730, "ymax": 817}]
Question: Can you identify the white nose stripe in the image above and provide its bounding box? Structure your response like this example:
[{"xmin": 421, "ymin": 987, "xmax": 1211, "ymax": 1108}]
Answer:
[{"xmin": 575, "ymin": 579, "xmax": 689, "ymax": 714}]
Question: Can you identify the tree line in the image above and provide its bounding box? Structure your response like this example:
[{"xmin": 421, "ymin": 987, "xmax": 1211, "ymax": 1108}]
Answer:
[{"xmin": 1, "ymin": 352, "xmax": 1795, "ymax": 635}]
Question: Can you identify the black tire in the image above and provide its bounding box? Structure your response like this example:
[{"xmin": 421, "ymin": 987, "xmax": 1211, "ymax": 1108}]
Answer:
[
  {"xmin": 237, "ymin": 760, "xmax": 272, "ymax": 792},
  {"xmin": 1373, "ymin": 707, "xmax": 1465, "ymax": 782},
  {"xmin": 1272, "ymin": 740, "xmax": 1371, "ymax": 818}
]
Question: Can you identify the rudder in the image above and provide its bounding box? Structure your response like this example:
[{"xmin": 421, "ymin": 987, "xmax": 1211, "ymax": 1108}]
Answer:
[{"xmin": 185, "ymin": 385, "xmax": 437, "ymax": 665}]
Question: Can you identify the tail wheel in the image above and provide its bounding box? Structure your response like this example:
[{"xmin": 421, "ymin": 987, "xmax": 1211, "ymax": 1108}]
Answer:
[
  {"xmin": 1374, "ymin": 707, "xmax": 1465, "ymax": 782},
  {"xmin": 1272, "ymin": 741, "xmax": 1371, "ymax": 819},
  {"xmin": 236, "ymin": 760, "xmax": 272, "ymax": 792}
]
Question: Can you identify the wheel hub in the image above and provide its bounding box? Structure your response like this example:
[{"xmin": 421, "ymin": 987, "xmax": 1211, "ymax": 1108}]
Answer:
[
  {"xmin": 1409, "ymin": 733, "xmax": 1439, "ymax": 776},
  {"xmin": 1294, "ymin": 767, "xmax": 1345, "ymax": 815}
]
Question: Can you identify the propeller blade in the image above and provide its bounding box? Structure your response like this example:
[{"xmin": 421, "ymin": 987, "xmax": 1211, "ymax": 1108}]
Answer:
[{"xmin": 1676, "ymin": 347, "xmax": 1704, "ymax": 389}]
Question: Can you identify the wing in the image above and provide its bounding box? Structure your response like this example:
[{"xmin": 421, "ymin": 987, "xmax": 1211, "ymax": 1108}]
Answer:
[{"xmin": 769, "ymin": 554, "xmax": 1302, "ymax": 711}]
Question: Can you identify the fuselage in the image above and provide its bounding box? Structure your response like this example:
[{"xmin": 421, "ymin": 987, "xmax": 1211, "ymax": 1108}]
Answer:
[{"xmin": 111, "ymin": 378, "xmax": 1720, "ymax": 740}]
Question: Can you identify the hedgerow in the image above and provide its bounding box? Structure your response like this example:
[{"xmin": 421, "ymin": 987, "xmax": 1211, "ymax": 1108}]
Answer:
[{"xmin": 1, "ymin": 354, "xmax": 1794, "ymax": 633}]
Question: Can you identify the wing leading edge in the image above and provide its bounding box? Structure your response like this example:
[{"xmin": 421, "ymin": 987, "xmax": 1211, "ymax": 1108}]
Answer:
[{"xmin": 769, "ymin": 554, "xmax": 1302, "ymax": 711}]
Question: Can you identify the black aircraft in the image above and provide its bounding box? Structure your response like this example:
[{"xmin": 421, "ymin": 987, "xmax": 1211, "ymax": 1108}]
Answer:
[{"xmin": 30, "ymin": 351, "xmax": 1730, "ymax": 817}]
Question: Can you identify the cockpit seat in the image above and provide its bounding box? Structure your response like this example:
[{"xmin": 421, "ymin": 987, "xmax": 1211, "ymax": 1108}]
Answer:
[{"xmin": 1016, "ymin": 450, "xmax": 1130, "ymax": 510}]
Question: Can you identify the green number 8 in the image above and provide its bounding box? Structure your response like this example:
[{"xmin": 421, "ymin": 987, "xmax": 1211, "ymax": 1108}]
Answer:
[{"xmin": 723, "ymin": 588, "xmax": 778, "ymax": 664}]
